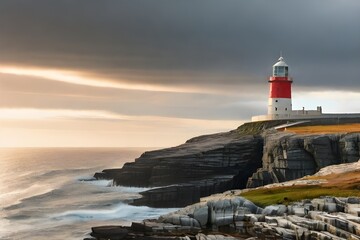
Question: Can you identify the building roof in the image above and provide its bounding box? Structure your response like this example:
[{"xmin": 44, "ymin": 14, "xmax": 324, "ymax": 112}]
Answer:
[{"xmin": 273, "ymin": 56, "xmax": 288, "ymax": 67}]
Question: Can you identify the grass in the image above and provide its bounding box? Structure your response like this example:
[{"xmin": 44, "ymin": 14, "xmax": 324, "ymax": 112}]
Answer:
[
  {"xmin": 284, "ymin": 123, "xmax": 360, "ymax": 134},
  {"xmin": 241, "ymin": 185, "xmax": 360, "ymax": 207},
  {"xmin": 240, "ymin": 171, "xmax": 360, "ymax": 207},
  {"xmin": 307, "ymin": 170, "xmax": 360, "ymax": 189}
]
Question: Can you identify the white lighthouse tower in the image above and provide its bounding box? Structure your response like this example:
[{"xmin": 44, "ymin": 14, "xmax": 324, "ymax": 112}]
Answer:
[{"xmin": 267, "ymin": 56, "xmax": 293, "ymax": 119}]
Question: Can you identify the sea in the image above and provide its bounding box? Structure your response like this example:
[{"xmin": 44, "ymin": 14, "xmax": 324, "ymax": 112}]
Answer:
[{"xmin": 0, "ymin": 148, "xmax": 177, "ymax": 240}]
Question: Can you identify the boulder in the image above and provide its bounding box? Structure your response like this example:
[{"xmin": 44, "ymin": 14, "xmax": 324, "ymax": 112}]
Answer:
[{"xmin": 262, "ymin": 205, "xmax": 287, "ymax": 216}]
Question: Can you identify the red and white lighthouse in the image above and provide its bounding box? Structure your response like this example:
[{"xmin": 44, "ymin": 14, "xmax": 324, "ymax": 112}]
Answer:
[{"xmin": 268, "ymin": 56, "xmax": 292, "ymax": 118}]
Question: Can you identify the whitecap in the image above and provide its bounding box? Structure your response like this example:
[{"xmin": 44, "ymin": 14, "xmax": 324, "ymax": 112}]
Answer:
[
  {"xmin": 0, "ymin": 183, "xmax": 56, "ymax": 209},
  {"xmin": 79, "ymin": 179, "xmax": 113, "ymax": 187},
  {"xmin": 52, "ymin": 203, "xmax": 177, "ymax": 222},
  {"xmin": 79, "ymin": 178, "xmax": 152, "ymax": 193},
  {"xmin": 111, "ymin": 186, "xmax": 152, "ymax": 193}
]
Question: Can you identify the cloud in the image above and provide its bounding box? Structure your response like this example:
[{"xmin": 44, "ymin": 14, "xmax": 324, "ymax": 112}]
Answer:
[
  {"xmin": 0, "ymin": 65, "xmax": 211, "ymax": 93},
  {"xmin": 0, "ymin": 73, "xmax": 265, "ymax": 120},
  {"xmin": 0, "ymin": 1, "xmax": 359, "ymax": 147},
  {"xmin": 0, "ymin": 108, "xmax": 129, "ymax": 120},
  {"xmin": 0, "ymin": 107, "xmax": 244, "ymax": 126},
  {"xmin": 0, "ymin": 0, "xmax": 358, "ymax": 91}
]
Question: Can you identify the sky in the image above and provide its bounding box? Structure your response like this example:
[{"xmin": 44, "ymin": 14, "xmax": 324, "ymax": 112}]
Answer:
[{"xmin": 0, "ymin": 0, "xmax": 359, "ymax": 147}]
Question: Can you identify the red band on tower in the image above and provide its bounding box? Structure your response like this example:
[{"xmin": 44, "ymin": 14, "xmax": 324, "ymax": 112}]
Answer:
[{"xmin": 269, "ymin": 76, "xmax": 292, "ymax": 98}]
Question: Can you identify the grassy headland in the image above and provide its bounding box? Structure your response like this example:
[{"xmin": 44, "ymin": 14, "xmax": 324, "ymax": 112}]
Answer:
[{"xmin": 284, "ymin": 123, "xmax": 360, "ymax": 134}]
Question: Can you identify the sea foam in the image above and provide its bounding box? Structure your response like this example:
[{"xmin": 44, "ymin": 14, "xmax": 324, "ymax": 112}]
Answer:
[{"xmin": 53, "ymin": 203, "xmax": 177, "ymax": 222}]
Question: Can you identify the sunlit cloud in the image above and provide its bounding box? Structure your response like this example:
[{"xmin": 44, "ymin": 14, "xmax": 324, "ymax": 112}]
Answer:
[
  {"xmin": 0, "ymin": 108, "xmax": 129, "ymax": 120},
  {"xmin": 0, "ymin": 66, "xmax": 208, "ymax": 94},
  {"xmin": 0, "ymin": 108, "xmax": 243, "ymax": 126}
]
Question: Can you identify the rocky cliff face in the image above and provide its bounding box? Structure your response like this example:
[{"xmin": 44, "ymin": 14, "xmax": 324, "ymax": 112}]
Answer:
[
  {"xmin": 113, "ymin": 132, "xmax": 263, "ymax": 188},
  {"xmin": 95, "ymin": 130, "xmax": 264, "ymax": 207},
  {"xmin": 247, "ymin": 130, "xmax": 360, "ymax": 188},
  {"xmin": 94, "ymin": 119, "xmax": 360, "ymax": 207}
]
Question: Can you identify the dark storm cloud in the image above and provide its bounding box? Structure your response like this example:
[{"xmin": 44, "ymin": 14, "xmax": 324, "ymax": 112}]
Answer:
[{"xmin": 0, "ymin": 0, "xmax": 359, "ymax": 90}]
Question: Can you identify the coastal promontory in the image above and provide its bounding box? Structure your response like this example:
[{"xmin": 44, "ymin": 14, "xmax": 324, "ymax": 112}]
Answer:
[{"xmin": 94, "ymin": 118, "xmax": 360, "ymax": 207}]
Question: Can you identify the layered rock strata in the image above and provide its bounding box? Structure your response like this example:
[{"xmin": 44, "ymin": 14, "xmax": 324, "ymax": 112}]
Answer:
[
  {"xmin": 87, "ymin": 195, "xmax": 360, "ymax": 240},
  {"xmin": 95, "ymin": 131, "xmax": 264, "ymax": 207},
  {"xmin": 247, "ymin": 131, "xmax": 360, "ymax": 188},
  {"xmin": 94, "ymin": 118, "xmax": 360, "ymax": 207},
  {"xmin": 98, "ymin": 132, "xmax": 263, "ymax": 188}
]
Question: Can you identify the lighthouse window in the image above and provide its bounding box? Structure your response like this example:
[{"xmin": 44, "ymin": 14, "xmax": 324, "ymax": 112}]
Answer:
[
  {"xmin": 273, "ymin": 67, "xmax": 277, "ymax": 76},
  {"xmin": 285, "ymin": 67, "xmax": 288, "ymax": 76},
  {"xmin": 275, "ymin": 100, "xmax": 278, "ymax": 102},
  {"xmin": 273, "ymin": 66, "xmax": 285, "ymax": 77},
  {"xmin": 275, "ymin": 107, "xmax": 278, "ymax": 111},
  {"xmin": 285, "ymin": 108, "xmax": 287, "ymax": 111},
  {"xmin": 278, "ymin": 67, "xmax": 285, "ymax": 76}
]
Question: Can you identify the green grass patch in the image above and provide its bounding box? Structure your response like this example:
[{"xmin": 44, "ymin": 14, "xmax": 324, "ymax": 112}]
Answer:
[{"xmin": 240, "ymin": 185, "xmax": 360, "ymax": 207}]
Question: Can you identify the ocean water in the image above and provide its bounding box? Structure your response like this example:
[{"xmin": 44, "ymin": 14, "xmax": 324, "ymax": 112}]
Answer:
[{"xmin": 0, "ymin": 148, "xmax": 177, "ymax": 240}]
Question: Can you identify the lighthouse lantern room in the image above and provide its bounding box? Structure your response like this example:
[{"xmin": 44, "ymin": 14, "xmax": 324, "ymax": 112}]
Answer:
[{"xmin": 268, "ymin": 56, "xmax": 293, "ymax": 119}]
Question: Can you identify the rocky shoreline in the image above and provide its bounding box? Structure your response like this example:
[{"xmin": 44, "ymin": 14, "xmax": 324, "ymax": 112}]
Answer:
[
  {"xmin": 86, "ymin": 160, "xmax": 360, "ymax": 239},
  {"xmin": 86, "ymin": 193, "xmax": 360, "ymax": 240}
]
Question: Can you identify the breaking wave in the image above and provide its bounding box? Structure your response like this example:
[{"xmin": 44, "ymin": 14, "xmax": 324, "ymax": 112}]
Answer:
[{"xmin": 53, "ymin": 203, "xmax": 177, "ymax": 222}]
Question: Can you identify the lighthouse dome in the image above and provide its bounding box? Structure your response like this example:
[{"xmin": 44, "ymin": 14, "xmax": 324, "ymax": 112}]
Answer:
[
  {"xmin": 273, "ymin": 56, "xmax": 289, "ymax": 77},
  {"xmin": 273, "ymin": 56, "xmax": 288, "ymax": 67}
]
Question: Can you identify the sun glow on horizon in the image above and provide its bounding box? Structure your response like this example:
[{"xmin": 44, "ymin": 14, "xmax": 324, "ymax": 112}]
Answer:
[
  {"xmin": 0, "ymin": 108, "xmax": 244, "ymax": 123},
  {"xmin": 292, "ymin": 90, "xmax": 360, "ymax": 113},
  {"xmin": 0, "ymin": 108, "xmax": 243, "ymax": 147}
]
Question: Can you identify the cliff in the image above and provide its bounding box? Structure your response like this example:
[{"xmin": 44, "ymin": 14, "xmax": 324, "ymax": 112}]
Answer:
[
  {"xmin": 96, "ymin": 129, "xmax": 264, "ymax": 207},
  {"xmin": 247, "ymin": 130, "xmax": 360, "ymax": 188}
]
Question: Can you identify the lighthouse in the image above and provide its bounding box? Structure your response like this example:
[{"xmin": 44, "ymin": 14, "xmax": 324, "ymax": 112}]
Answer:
[
  {"xmin": 251, "ymin": 55, "xmax": 325, "ymax": 122},
  {"xmin": 268, "ymin": 56, "xmax": 292, "ymax": 119}
]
